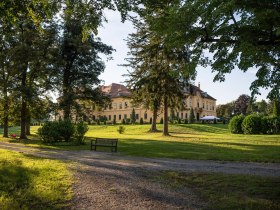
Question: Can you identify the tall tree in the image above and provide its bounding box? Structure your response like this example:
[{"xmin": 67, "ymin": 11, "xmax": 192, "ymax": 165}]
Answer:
[
  {"xmin": 125, "ymin": 13, "xmax": 194, "ymax": 135},
  {"xmin": 56, "ymin": 1, "xmax": 113, "ymax": 120},
  {"xmin": 234, "ymin": 94, "xmax": 251, "ymax": 115}
]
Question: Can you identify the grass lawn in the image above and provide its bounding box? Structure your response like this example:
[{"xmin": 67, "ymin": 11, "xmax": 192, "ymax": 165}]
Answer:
[
  {"xmin": 0, "ymin": 124, "xmax": 280, "ymax": 162},
  {"xmin": 0, "ymin": 149, "xmax": 73, "ymax": 210},
  {"xmin": 158, "ymin": 171, "xmax": 280, "ymax": 210}
]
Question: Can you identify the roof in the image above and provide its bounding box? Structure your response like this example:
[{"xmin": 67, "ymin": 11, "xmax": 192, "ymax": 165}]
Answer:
[
  {"xmin": 188, "ymin": 84, "xmax": 216, "ymax": 101},
  {"xmin": 101, "ymin": 83, "xmax": 131, "ymax": 98},
  {"xmin": 102, "ymin": 83, "xmax": 216, "ymax": 101}
]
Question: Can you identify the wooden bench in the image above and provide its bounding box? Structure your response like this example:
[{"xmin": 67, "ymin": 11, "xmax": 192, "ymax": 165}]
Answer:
[{"xmin": 91, "ymin": 138, "xmax": 118, "ymax": 152}]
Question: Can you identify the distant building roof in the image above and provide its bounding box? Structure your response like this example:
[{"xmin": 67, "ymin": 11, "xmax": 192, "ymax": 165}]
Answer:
[
  {"xmin": 101, "ymin": 83, "xmax": 131, "ymax": 98},
  {"xmin": 185, "ymin": 84, "xmax": 217, "ymax": 101},
  {"xmin": 102, "ymin": 83, "xmax": 216, "ymax": 101}
]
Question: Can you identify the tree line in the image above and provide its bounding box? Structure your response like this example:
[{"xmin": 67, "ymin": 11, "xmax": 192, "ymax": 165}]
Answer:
[
  {"xmin": 0, "ymin": 0, "xmax": 132, "ymax": 139},
  {"xmin": 1, "ymin": 1, "xmax": 279, "ymax": 138}
]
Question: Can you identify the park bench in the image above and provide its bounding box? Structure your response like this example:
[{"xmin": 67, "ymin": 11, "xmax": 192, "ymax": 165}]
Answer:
[{"xmin": 91, "ymin": 138, "xmax": 118, "ymax": 152}]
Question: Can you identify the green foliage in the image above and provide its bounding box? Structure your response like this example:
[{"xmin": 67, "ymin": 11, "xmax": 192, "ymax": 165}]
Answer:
[
  {"xmin": 273, "ymin": 100, "xmax": 280, "ymax": 117},
  {"xmin": 131, "ymin": 108, "xmax": 136, "ymax": 124},
  {"xmin": 229, "ymin": 115, "xmax": 245, "ymax": 134},
  {"xmin": 143, "ymin": 0, "xmax": 280, "ymax": 99},
  {"xmin": 149, "ymin": 117, "xmax": 152, "ymax": 124},
  {"xmin": 241, "ymin": 115, "xmax": 262, "ymax": 134},
  {"xmin": 117, "ymin": 125, "xmax": 125, "ymax": 134},
  {"xmin": 140, "ymin": 118, "xmax": 144, "ymax": 125},
  {"xmin": 122, "ymin": 119, "xmax": 126, "ymax": 125},
  {"xmin": 160, "ymin": 118, "xmax": 163, "ymax": 124},
  {"xmin": 178, "ymin": 118, "xmax": 181, "ymax": 124},
  {"xmin": 126, "ymin": 118, "xmax": 131, "ymax": 124},
  {"xmin": 113, "ymin": 118, "xmax": 116, "ymax": 125},
  {"xmin": 184, "ymin": 118, "xmax": 188, "ymax": 124},
  {"xmin": 189, "ymin": 108, "xmax": 195, "ymax": 124},
  {"xmin": 38, "ymin": 120, "xmax": 88, "ymax": 144},
  {"xmin": 213, "ymin": 118, "xmax": 217, "ymax": 124},
  {"xmin": 74, "ymin": 122, "xmax": 89, "ymax": 145},
  {"xmin": 58, "ymin": 120, "xmax": 75, "ymax": 142}
]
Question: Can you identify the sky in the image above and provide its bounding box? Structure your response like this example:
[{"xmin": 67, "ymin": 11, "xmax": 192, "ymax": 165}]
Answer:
[{"xmin": 97, "ymin": 10, "xmax": 270, "ymax": 105}]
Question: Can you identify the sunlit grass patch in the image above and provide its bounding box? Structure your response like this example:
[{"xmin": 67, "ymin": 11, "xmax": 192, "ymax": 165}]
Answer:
[{"xmin": 0, "ymin": 149, "xmax": 73, "ymax": 209}]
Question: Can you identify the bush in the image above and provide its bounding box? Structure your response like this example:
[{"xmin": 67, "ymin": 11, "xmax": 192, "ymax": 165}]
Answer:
[
  {"xmin": 160, "ymin": 118, "xmax": 163, "ymax": 124},
  {"xmin": 229, "ymin": 115, "xmax": 245, "ymax": 134},
  {"xmin": 241, "ymin": 115, "xmax": 262, "ymax": 134},
  {"xmin": 38, "ymin": 120, "xmax": 88, "ymax": 144},
  {"xmin": 184, "ymin": 119, "xmax": 188, "ymax": 124},
  {"xmin": 178, "ymin": 118, "xmax": 181, "ymax": 124},
  {"xmin": 126, "ymin": 118, "xmax": 131, "ymax": 124},
  {"xmin": 75, "ymin": 122, "xmax": 89, "ymax": 145},
  {"xmin": 149, "ymin": 117, "xmax": 152, "ymax": 124},
  {"xmin": 58, "ymin": 120, "xmax": 75, "ymax": 142},
  {"xmin": 214, "ymin": 118, "xmax": 217, "ymax": 124},
  {"xmin": 265, "ymin": 117, "xmax": 280, "ymax": 134},
  {"xmin": 117, "ymin": 125, "xmax": 125, "ymax": 134},
  {"xmin": 113, "ymin": 118, "xmax": 116, "ymax": 125},
  {"xmin": 140, "ymin": 118, "xmax": 144, "ymax": 125}
]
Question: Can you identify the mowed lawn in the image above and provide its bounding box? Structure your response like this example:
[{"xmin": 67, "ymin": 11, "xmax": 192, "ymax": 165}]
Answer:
[
  {"xmin": 0, "ymin": 149, "xmax": 73, "ymax": 210},
  {"xmin": 1, "ymin": 124, "xmax": 280, "ymax": 162}
]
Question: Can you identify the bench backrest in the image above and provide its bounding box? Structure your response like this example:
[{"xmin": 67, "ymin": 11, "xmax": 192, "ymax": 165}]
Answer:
[{"xmin": 96, "ymin": 138, "xmax": 118, "ymax": 146}]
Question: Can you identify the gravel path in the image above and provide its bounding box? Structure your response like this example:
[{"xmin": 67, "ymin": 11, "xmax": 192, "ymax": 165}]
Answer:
[{"xmin": 1, "ymin": 142, "xmax": 280, "ymax": 209}]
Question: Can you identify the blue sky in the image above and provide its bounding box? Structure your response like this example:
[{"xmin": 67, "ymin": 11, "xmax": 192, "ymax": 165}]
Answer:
[{"xmin": 97, "ymin": 10, "xmax": 270, "ymax": 105}]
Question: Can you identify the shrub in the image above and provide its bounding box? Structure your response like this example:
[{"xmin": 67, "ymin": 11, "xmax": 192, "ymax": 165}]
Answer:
[
  {"xmin": 58, "ymin": 120, "xmax": 75, "ymax": 142},
  {"xmin": 38, "ymin": 120, "xmax": 88, "ymax": 144},
  {"xmin": 241, "ymin": 115, "xmax": 262, "ymax": 134},
  {"xmin": 126, "ymin": 118, "xmax": 131, "ymax": 124},
  {"xmin": 222, "ymin": 118, "xmax": 226, "ymax": 124},
  {"xmin": 214, "ymin": 118, "xmax": 217, "ymax": 124},
  {"xmin": 38, "ymin": 121, "xmax": 62, "ymax": 143},
  {"xmin": 184, "ymin": 119, "xmax": 188, "ymax": 124},
  {"xmin": 149, "ymin": 117, "xmax": 152, "ymax": 124},
  {"xmin": 266, "ymin": 117, "xmax": 280, "ymax": 134},
  {"xmin": 178, "ymin": 118, "xmax": 181, "ymax": 124},
  {"xmin": 140, "ymin": 118, "xmax": 144, "ymax": 125},
  {"xmin": 229, "ymin": 115, "xmax": 245, "ymax": 134},
  {"xmin": 122, "ymin": 119, "xmax": 126, "ymax": 125},
  {"xmin": 75, "ymin": 122, "xmax": 89, "ymax": 145},
  {"xmin": 189, "ymin": 108, "xmax": 195, "ymax": 124},
  {"xmin": 117, "ymin": 125, "xmax": 125, "ymax": 134},
  {"xmin": 160, "ymin": 118, "xmax": 163, "ymax": 124},
  {"xmin": 113, "ymin": 118, "xmax": 116, "ymax": 125}
]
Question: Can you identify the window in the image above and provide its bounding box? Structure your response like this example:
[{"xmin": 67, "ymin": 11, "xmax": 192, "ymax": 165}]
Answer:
[
  {"xmin": 113, "ymin": 103, "xmax": 117, "ymax": 109},
  {"xmin": 203, "ymin": 102, "xmax": 205, "ymax": 109},
  {"xmin": 185, "ymin": 113, "xmax": 188, "ymax": 119},
  {"xmin": 136, "ymin": 114, "xmax": 139, "ymax": 120},
  {"xmin": 124, "ymin": 114, "xmax": 127, "ymax": 119},
  {"xmin": 109, "ymin": 115, "xmax": 111, "ymax": 120},
  {"xmin": 119, "ymin": 115, "xmax": 122, "ymax": 120},
  {"xmin": 124, "ymin": 102, "xmax": 128, "ymax": 108},
  {"xmin": 114, "ymin": 115, "xmax": 116, "ymax": 120},
  {"xmin": 197, "ymin": 101, "xmax": 199, "ymax": 107},
  {"xmin": 109, "ymin": 104, "xmax": 112, "ymax": 110},
  {"xmin": 119, "ymin": 102, "xmax": 122, "ymax": 109},
  {"xmin": 144, "ymin": 112, "xmax": 147, "ymax": 120}
]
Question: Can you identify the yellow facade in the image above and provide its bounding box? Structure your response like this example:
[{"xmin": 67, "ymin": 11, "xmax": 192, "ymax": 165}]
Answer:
[{"xmin": 91, "ymin": 83, "xmax": 217, "ymax": 123}]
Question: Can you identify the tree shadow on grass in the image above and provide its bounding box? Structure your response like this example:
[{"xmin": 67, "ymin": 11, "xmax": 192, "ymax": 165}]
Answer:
[
  {"xmin": 118, "ymin": 138, "xmax": 280, "ymax": 162},
  {"xmin": 0, "ymin": 155, "xmax": 69, "ymax": 210}
]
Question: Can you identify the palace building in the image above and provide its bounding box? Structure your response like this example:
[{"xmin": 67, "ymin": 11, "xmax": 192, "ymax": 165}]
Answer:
[{"xmin": 90, "ymin": 83, "xmax": 217, "ymax": 123}]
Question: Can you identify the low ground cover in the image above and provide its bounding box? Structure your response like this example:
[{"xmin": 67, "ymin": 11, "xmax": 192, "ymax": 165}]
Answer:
[
  {"xmin": 0, "ymin": 124, "xmax": 279, "ymax": 162},
  {"xmin": 0, "ymin": 149, "xmax": 73, "ymax": 209},
  {"xmin": 158, "ymin": 171, "xmax": 280, "ymax": 210}
]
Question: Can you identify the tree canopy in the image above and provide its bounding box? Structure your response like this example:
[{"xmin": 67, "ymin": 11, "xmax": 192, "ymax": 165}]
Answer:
[{"xmin": 140, "ymin": 0, "xmax": 280, "ymax": 100}]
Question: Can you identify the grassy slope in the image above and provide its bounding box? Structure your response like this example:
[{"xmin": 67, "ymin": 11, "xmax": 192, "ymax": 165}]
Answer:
[
  {"xmin": 1, "ymin": 124, "xmax": 280, "ymax": 162},
  {"xmin": 159, "ymin": 171, "xmax": 280, "ymax": 210},
  {"xmin": 0, "ymin": 149, "xmax": 73, "ymax": 210}
]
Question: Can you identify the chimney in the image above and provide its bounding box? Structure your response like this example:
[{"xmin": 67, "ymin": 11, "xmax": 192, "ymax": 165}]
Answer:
[{"xmin": 198, "ymin": 82, "xmax": 200, "ymax": 89}]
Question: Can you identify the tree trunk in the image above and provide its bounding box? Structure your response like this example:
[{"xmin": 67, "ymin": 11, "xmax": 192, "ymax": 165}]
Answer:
[
  {"xmin": 3, "ymin": 86, "xmax": 9, "ymax": 138},
  {"xmin": 25, "ymin": 107, "xmax": 31, "ymax": 135},
  {"xmin": 20, "ymin": 66, "xmax": 28, "ymax": 140},
  {"xmin": 150, "ymin": 108, "xmax": 158, "ymax": 132},
  {"xmin": 163, "ymin": 96, "xmax": 169, "ymax": 136}
]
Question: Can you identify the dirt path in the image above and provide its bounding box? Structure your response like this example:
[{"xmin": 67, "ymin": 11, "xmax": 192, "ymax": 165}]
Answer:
[{"xmin": 1, "ymin": 142, "xmax": 280, "ymax": 209}]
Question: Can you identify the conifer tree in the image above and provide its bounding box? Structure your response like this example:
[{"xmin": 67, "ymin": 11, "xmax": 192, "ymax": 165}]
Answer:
[
  {"xmin": 131, "ymin": 108, "xmax": 136, "ymax": 124},
  {"xmin": 189, "ymin": 108, "xmax": 195, "ymax": 124}
]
